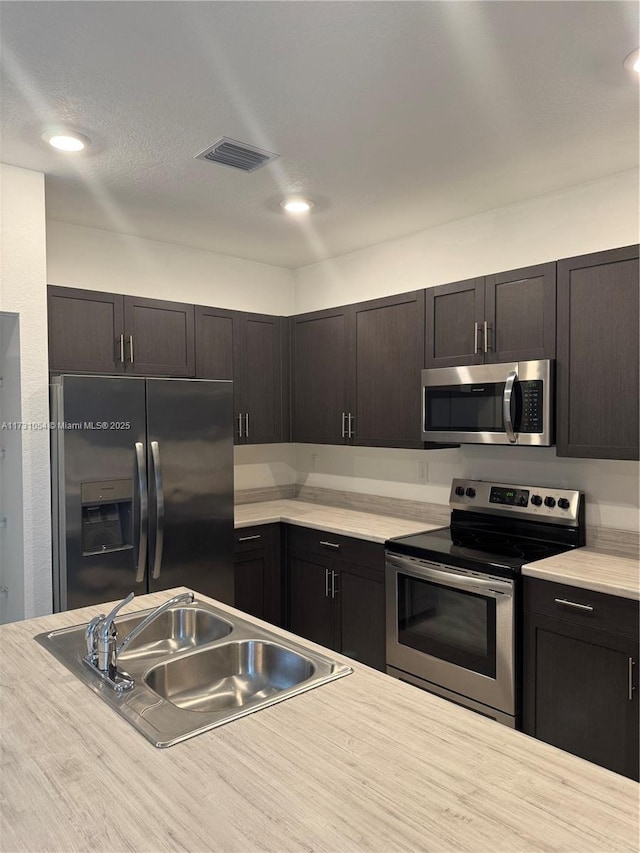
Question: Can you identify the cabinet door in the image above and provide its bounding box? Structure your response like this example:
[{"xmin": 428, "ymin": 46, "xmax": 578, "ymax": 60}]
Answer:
[
  {"xmin": 238, "ymin": 313, "xmax": 284, "ymax": 444},
  {"xmin": 556, "ymin": 245, "xmax": 639, "ymax": 460},
  {"xmin": 123, "ymin": 296, "xmax": 195, "ymax": 377},
  {"xmin": 292, "ymin": 307, "xmax": 350, "ymax": 444},
  {"xmin": 48, "ymin": 286, "xmax": 124, "ymax": 373},
  {"xmin": 234, "ymin": 525, "xmax": 282, "ymax": 625},
  {"xmin": 288, "ymin": 554, "xmax": 337, "ymax": 650},
  {"xmin": 484, "ymin": 263, "xmax": 556, "ymax": 363},
  {"xmin": 350, "ymin": 292, "xmax": 425, "ymax": 448},
  {"xmin": 523, "ymin": 611, "xmax": 639, "ymax": 780},
  {"xmin": 425, "ymin": 278, "xmax": 484, "ymax": 368},
  {"xmin": 195, "ymin": 306, "xmax": 236, "ymax": 381},
  {"xmin": 338, "ymin": 565, "xmax": 385, "ymax": 671}
]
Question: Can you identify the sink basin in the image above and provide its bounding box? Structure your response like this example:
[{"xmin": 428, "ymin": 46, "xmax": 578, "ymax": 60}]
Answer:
[
  {"xmin": 145, "ymin": 640, "xmax": 316, "ymax": 712},
  {"xmin": 35, "ymin": 598, "xmax": 352, "ymax": 747},
  {"xmin": 118, "ymin": 607, "xmax": 233, "ymax": 663}
]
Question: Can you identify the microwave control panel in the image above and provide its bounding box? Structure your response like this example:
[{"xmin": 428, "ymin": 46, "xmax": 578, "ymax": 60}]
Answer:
[{"xmin": 519, "ymin": 381, "xmax": 543, "ymax": 433}]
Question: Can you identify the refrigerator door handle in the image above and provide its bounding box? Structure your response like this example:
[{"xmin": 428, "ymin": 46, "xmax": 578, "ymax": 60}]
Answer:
[
  {"xmin": 150, "ymin": 441, "xmax": 165, "ymax": 579},
  {"xmin": 134, "ymin": 442, "xmax": 148, "ymax": 584}
]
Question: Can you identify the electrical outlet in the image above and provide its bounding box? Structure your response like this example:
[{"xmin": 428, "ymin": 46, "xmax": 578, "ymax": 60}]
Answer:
[{"xmin": 418, "ymin": 462, "xmax": 428, "ymax": 481}]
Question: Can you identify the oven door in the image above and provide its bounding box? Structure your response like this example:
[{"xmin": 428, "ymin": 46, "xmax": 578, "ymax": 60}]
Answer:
[{"xmin": 385, "ymin": 553, "xmax": 515, "ymax": 715}]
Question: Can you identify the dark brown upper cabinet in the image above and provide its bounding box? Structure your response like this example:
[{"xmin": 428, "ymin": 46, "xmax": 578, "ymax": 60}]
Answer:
[
  {"xmin": 47, "ymin": 286, "xmax": 195, "ymax": 377},
  {"xmin": 292, "ymin": 292, "xmax": 425, "ymax": 448},
  {"xmin": 349, "ymin": 291, "xmax": 426, "ymax": 449},
  {"xmin": 195, "ymin": 307, "xmax": 287, "ymax": 444},
  {"xmin": 123, "ymin": 295, "xmax": 195, "ymax": 377},
  {"xmin": 425, "ymin": 263, "xmax": 556, "ymax": 368},
  {"xmin": 48, "ymin": 286, "xmax": 125, "ymax": 374},
  {"xmin": 556, "ymin": 245, "xmax": 639, "ymax": 460},
  {"xmin": 291, "ymin": 306, "xmax": 350, "ymax": 444}
]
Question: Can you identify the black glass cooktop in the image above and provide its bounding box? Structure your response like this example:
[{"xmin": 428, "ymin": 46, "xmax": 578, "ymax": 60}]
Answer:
[{"xmin": 386, "ymin": 526, "xmax": 574, "ymax": 576}]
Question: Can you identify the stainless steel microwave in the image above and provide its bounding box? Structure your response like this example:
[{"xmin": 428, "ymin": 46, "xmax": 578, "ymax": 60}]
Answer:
[{"xmin": 421, "ymin": 359, "xmax": 554, "ymax": 446}]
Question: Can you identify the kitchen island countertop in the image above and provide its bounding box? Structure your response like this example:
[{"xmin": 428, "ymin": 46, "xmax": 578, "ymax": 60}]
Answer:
[{"xmin": 1, "ymin": 588, "xmax": 638, "ymax": 853}]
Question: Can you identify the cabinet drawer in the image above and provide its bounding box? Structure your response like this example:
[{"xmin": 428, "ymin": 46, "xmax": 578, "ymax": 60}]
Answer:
[
  {"xmin": 286, "ymin": 525, "xmax": 383, "ymax": 572},
  {"xmin": 234, "ymin": 525, "xmax": 274, "ymax": 554},
  {"xmin": 523, "ymin": 577, "xmax": 639, "ymax": 641}
]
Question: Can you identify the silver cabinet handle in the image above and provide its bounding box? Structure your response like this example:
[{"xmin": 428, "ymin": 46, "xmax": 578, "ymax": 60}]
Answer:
[
  {"xmin": 150, "ymin": 441, "xmax": 165, "ymax": 580},
  {"xmin": 119, "ymin": 334, "xmax": 125, "ymax": 364},
  {"xmin": 474, "ymin": 322, "xmax": 479, "ymax": 355},
  {"xmin": 320, "ymin": 540, "xmax": 340, "ymax": 549},
  {"xmin": 554, "ymin": 598, "xmax": 594, "ymax": 612},
  {"xmin": 134, "ymin": 442, "xmax": 148, "ymax": 584},
  {"xmin": 245, "ymin": 413, "xmax": 249, "ymax": 439},
  {"xmin": 325, "ymin": 568, "xmax": 330, "ymax": 597},
  {"xmin": 128, "ymin": 335, "xmax": 134, "ymax": 364},
  {"xmin": 331, "ymin": 570, "xmax": 337, "ymax": 599},
  {"xmin": 348, "ymin": 412, "xmax": 354, "ymax": 439},
  {"xmin": 237, "ymin": 534, "xmax": 261, "ymax": 542},
  {"xmin": 503, "ymin": 370, "xmax": 517, "ymax": 444},
  {"xmin": 483, "ymin": 320, "xmax": 491, "ymax": 353},
  {"xmin": 628, "ymin": 658, "xmax": 635, "ymax": 701},
  {"xmin": 341, "ymin": 412, "xmax": 347, "ymax": 438},
  {"xmin": 237, "ymin": 412, "xmax": 243, "ymax": 438}
]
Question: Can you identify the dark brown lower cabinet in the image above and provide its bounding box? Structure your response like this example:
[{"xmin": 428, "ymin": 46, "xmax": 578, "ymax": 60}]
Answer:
[
  {"xmin": 233, "ymin": 525, "xmax": 282, "ymax": 626},
  {"xmin": 523, "ymin": 578, "xmax": 639, "ymax": 781},
  {"xmin": 286, "ymin": 526, "xmax": 385, "ymax": 671}
]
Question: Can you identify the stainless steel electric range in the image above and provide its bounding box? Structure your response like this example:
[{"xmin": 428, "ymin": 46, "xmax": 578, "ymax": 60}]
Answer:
[{"xmin": 385, "ymin": 478, "xmax": 585, "ymax": 727}]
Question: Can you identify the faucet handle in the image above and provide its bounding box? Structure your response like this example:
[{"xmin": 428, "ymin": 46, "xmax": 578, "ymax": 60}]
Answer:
[{"xmin": 99, "ymin": 592, "xmax": 135, "ymax": 640}]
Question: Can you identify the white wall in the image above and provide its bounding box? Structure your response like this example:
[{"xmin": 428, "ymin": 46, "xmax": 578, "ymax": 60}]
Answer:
[
  {"xmin": 0, "ymin": 164, "xmax": 51, "ymax": 618},
  {"xmin": 0, "ymin": 314, "xmax": 25, "ymax": 623},
  {"xmin": 47, "ymin": 220, "xmax": 295, "ymax": 315},
  {"xmin": 293, "ymin": 169, "xmax": 639, "ymax": 313},
  {"xmin": 289, "ymin": 170, "xmax": 640, "ymax": 532}
]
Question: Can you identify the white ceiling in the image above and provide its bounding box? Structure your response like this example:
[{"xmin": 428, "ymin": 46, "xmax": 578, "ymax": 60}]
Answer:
[{"xmin": 1, "ymin": 1, "xmax": 638, "ymax": 269}]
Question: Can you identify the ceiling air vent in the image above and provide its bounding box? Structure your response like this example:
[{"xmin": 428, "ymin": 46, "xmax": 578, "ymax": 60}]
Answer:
[{"xmin": 194, "ymin": 137, "xmax": 279, "ymax": 173}]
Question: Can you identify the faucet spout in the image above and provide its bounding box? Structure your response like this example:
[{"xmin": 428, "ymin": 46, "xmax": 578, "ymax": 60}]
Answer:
[{"xmin": 116, "ymin": 591, "xmax": 195, "ymax": 657}]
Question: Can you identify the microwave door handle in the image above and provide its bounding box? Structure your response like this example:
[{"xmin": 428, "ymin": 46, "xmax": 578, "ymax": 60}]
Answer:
[{"xmin": 503, "ymin": 370, "xmax": 518, "ymax": 444}]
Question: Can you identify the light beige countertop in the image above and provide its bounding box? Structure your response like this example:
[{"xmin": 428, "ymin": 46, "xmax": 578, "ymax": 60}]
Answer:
[
  {"xmin": 2, "ymin": 588, "xmax": 638, "ymax": 853},
  {"xmin": 235, "ymin": 498, "xmax": 640, "ymax": 599},
  {"xmin": 523, "ymin": 547, "xmax": 640, "ymax": 600},
  {"xmin": 235, "ymin": 499, "xmax": 440, "ymax": 542}
]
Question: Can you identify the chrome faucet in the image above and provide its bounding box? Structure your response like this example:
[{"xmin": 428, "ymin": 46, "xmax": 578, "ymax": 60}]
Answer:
[{"xmin": 84, "ymin": 591, "xmax": 195, "ymax": 691}]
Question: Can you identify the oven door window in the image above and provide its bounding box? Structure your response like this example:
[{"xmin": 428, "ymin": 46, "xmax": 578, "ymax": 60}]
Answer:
[{"xmin": 397, "ymin": 573, "xmax": 496, "ymax": 678}]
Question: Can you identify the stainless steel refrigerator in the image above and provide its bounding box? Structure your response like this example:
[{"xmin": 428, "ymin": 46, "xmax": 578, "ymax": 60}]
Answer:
[{"xmin": 51, "ymin": 375, "xmax": 234, "ymax": 611}]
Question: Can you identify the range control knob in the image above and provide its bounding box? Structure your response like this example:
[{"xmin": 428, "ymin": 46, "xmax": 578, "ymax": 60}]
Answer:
[
  {"xmin": 465, "ymin": 487, "xmax": 476, "ymax": 498},
  {"xmin": 531, "ymin": 495, "xmax": 543, "ymax": 506},
  {"xmin": 557, "ymin": 498, "xmax": 570, "ymax": 510},
  {"xmin": 455, "ymin": 486, "xmax": 465, "ymax": 497},
  {"xmin": 544, "ymin": 496, "xmax": 556, "ymax": 508}
]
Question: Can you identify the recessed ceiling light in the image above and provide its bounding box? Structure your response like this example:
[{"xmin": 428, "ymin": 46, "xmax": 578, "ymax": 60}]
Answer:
[
  {"xmin": 623, "ymin": 48, "xmax": 640, "ymax": 73},
  {"xmin": 42, "ymin": 129, "xmax": 91, "ymax": 152},
  {"xmin": 281, "ymin": 197, "xmax": 314, "ymax": 214}
]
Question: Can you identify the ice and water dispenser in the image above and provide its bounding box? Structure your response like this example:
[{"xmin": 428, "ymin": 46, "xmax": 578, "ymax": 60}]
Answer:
[{"xmin": 80, "ymin": 479, "xmax": 134, "ymax": 555}]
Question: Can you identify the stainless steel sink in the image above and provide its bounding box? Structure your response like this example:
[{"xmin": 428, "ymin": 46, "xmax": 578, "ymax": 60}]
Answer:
[
  {"xmin": 145, "ymin": 640, "xmax": 316, "ymax": 712},
  {"xmin": 118, "ymin": 606, "xmax": 233, "ymax": 663},
  {"xmin": 35, "ymin": 598, "xmax": 351, "ymax": 747}
]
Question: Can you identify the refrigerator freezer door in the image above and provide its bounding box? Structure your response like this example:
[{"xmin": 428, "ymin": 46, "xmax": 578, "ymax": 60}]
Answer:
[
  {"xmin": 145, "ymin": 379, "xmax": 234, "ymax": 603},
  {"xmin": 51, "ymin": 375, "xmax": 147, "ymax": 611}
]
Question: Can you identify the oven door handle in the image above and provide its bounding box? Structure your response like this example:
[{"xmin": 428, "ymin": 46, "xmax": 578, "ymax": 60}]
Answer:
[
  {"xmin": 503, "ymin": 370, "xmax": 518, "ymax": 444},
  {"xmin": 386, "ymin": 555, "xmax": 513, "ymax": 598}
]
